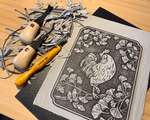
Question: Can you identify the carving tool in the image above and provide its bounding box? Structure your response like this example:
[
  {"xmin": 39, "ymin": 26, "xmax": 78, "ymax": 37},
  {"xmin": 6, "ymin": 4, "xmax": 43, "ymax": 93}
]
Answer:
[
  {"xmin": 19, "ymin": 5, "xmax": 53, "ymax": 44},
  {"xmin": 15, "ymin": 39, "xmax": 66, "ymax": 86},
  {"xmin": 13, "ymin": 22, "xmax": 55, "ymax": 72}
]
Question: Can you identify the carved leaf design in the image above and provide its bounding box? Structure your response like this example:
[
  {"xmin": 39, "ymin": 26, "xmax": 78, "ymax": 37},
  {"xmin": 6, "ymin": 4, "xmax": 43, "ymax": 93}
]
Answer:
[
  {"xmin": 57, "ymin": 85, "xmax": 65, "ymax": 94},
  {"xmin": 119, "ymin": 49, "xmax": 126, "ymax": 56},
  {"xmin": 77, "ymin": 104, "xmax": 85, "ymax": 111},
  {"xmin": 79, "ymin": 96, "xmax": 88, "ymax": 103},
  {"xmin": 96, "ymin": 42, "xmax": 101, "ymax": 46},
  {"xmin": 116, "ymin": 92, "xmax": 123, "ymax": 98},
  {"xmin": 103, "ymin": 95, "xmax": 113, "ymax": 103},
  {"xmin": 110, "ymin": 108, "xmax": 123, "ymax": 118},
  {"xmin": 106, "ymin": 89, "xmax": 115, "ymax": 96},
  {"xmin": 83, "ymin": 43, "xmax": 89, "ymax": 48},
  {"xmin": 125, "ymin": 99, "xmax": 130, "ymax": 105},
  {"xmin": 77, "ymin": 76, "xmax": 83, "ymax": 84},
  {"xmin": 100, "ymin": 41, "xmax": 107, "ymax": 45},
  {"xmin": 123, "ymin": 82, "xmax": 131, "ymax": 89},
  {"xmin": 95, "ymin": 86, "xmax": 101, "ymax": 94},
  {"xmin": 100, "ymin": 117, "xmax": 105, "ymax": 120},
  {"xmin": 68, "ymin": 73, "xmax": 77, "ymax": 83},
  {"xmin": 116, "ymin": 44, "xmax": 121, "ymax": 49},
  {"xmin": 67, "ymin": 91, "xmax": 72, "ymax": 102},
  {"xmin": 74, "ymin": 48, "xmax": 84, "ymax": 53},
  {"xmin": 119, "ymin": 75, "xmax": 127, "ymax": 82},
  {"xmin": 72, "ymin": 102, "xmax": 78, "ymax": 108},
  {"xmin": 92, "ymin": 104, "xmax": 103, "ymax": 119},
  {"xmin": 67, "ymin": 67, "xmax": 74, "ymax": 73},
  {"xmin": 122, "ymin": 56, "xmax": 129, "ymax": 63},
  {"xmin": 60, "ymin": 74, "xmax": 69, "ymax": 81},
  {"xmin": 72, "ymin": 89, "xmax": 78, "ymax": 102},
  {"xmin": 110, "ymin": 100, "xmax": 117, "ymax": 108},
  {"xmin": 107, "ymin": 117, "xmax": 113, "ymax": 120},
  {"xmin": 117, "ymin": 85, "xmax": 122, "ymax": 92},
  {"xmin": 127, "ymin": 42, "xmax": 133, "ymax": 47},
  {"xmin": 122, "ymin": 65, "xmax": 128, "ymax": 70},
  {"xmin": 119, "ymin": 40, "xmax": 127, "ymax": 47},
  {"xmin": 98, "ymin": 99, "xmax": 108, "ymax": 110}
]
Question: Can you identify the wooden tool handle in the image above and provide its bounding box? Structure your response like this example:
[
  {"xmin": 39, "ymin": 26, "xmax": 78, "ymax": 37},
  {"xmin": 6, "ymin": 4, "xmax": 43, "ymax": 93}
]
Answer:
[
  {"xmin": 15, "ymin": 45, "xmax": 61, "ymax": 86},
  {"xmin": 13, "ymin": 45, "xmax": 36, "ymax": 71},
  {"xmin": 32, "ymin": 45, "xmax": 61, "ymax": 72},
  {"xmin": 15, "ymin": 70, "xmax": 33, "ymax": 86},
  {"xmin": 19, "ymin": 21, "xmax": 40, "ymax": 44}
]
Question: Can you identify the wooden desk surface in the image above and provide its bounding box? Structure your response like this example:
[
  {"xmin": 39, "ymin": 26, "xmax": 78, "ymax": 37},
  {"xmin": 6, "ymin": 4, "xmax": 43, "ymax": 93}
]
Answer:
[{"xmin": 0, "ymin": 0, "xmax": 150, "ymax": 120}]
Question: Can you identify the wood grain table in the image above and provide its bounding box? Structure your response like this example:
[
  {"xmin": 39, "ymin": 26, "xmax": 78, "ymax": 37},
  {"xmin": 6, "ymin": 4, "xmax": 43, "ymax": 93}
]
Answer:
[{"xmin": 0, "ymin": 0, "xmax": 150, "ymax": 120}]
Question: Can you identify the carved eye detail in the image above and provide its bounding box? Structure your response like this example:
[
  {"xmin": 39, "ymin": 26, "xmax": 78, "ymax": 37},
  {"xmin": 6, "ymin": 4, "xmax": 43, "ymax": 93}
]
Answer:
[
  {"xmin": 24, "ymin": 47, "xmax": 29, "ymax": 52},
  {"xmin": 30, "ymin": 23, "xmax": 35, "ymax": 27}
]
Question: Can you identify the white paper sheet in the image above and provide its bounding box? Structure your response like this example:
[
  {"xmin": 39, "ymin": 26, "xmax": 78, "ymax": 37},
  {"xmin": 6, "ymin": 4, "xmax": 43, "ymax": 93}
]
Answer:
[{"xmin": 34, "ymin": 15, "xmax": 150, "ymax": 120}]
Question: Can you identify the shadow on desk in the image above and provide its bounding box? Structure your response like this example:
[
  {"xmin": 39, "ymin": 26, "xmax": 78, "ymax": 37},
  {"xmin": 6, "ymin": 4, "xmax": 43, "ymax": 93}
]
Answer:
[{"xmin": 0, "ymin": 114, "xmax": 13, "ymax": 120}]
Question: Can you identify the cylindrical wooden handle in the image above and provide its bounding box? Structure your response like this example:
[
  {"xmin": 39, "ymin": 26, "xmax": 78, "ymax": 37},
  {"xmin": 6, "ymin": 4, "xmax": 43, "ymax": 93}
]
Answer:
[
  {"xmin": 15, "ymin": 45, "xmax": 61, "ymax": 86},
  {"xmin": 19, "ymin": 21, "xmax": 40, "ymax": 44},
  {"xmin": 15, "ymin": 70, "xmax": 33, "ymax": 86},
  {"xmin": 13, "ymin": 45, "xmax": 36, "ymax": 71},
  {"xmin": 32, "ymin": 45, "xmax": 61, "ymax": 72}
]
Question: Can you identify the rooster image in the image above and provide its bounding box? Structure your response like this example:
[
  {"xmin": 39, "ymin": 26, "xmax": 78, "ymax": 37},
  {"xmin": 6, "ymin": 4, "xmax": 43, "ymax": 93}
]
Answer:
[{"xmin": 80, "ymin": 50, "xmax": 116, "ymax": 98}]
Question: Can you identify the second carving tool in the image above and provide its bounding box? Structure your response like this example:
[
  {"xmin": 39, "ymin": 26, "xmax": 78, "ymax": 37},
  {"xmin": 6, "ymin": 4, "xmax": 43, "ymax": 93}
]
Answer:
[
  {"xmin": 15, "ymin": 38, "xmax": 67, "ymax": 86},
  {"xmin": 19, "ymin": 5, "xmax": 53, "ymax": 44}
]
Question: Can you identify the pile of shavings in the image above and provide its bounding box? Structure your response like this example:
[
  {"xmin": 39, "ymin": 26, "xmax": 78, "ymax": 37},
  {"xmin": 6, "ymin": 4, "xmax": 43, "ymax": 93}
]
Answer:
[{"xmin": 0, "ymin": 0, "xmax": 87, "ymax": 79}]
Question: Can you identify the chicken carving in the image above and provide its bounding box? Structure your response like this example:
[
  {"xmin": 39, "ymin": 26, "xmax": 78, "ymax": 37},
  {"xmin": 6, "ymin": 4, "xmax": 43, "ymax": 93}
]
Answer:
[{"xmin": 80, "ymin": 50, "xmax": 116, "ymax": 98}]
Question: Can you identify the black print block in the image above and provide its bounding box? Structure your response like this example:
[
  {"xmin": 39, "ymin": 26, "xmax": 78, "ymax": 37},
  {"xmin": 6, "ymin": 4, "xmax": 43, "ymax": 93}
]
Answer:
[{"xmin": 51, "ymin": 27, "xmax": 142, "ymax": 120}]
